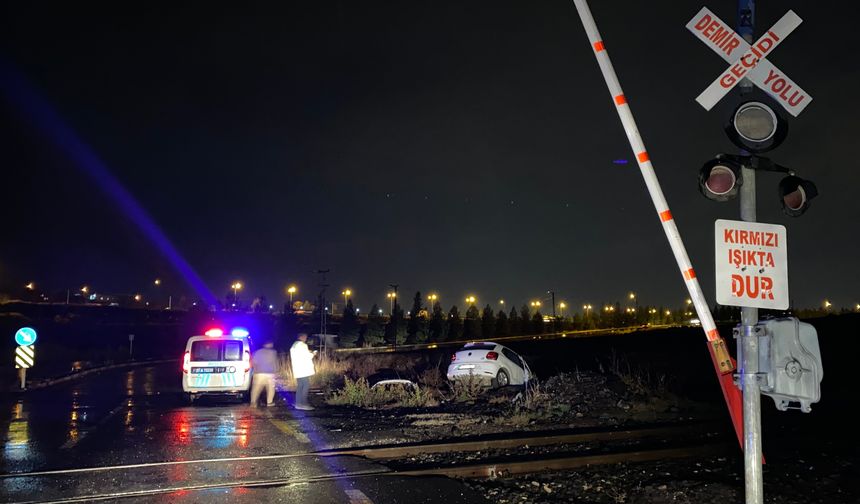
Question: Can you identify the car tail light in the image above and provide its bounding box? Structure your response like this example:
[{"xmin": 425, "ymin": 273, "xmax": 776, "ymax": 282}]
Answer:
[
  {"xmin": 182, "ymin": 351, "xmax": 191, "ymax": 374},
  {"xmin": 485, "ymin": 351, "xmax": 499, "ymax": 360},
  {"xmin": 243, "ymin": 350, "xmax": 251, "ymax": 372},
  {"xmin": 451, "ymin": 353, "xmax": 456, "ymax": 361}
]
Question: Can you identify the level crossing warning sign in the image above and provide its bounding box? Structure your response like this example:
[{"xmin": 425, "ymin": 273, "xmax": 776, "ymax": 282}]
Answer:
[
  {"xmin": 687, "ymin": 7, "xmax": 812, "ymax": 116},
  {"xmin": 715, "ymin": 219, "xmax": 788, "ymax": 309}
]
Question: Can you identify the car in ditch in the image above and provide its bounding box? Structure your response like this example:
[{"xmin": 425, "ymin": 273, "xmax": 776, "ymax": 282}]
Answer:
[{"xmin": 446, "ymin": 342, "xmax": 532, "ymax": 388}]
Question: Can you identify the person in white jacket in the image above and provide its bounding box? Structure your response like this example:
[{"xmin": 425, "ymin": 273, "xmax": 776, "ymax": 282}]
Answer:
[{"xmin": 290, "ymin": 333, "xmax": 316, "ymax": 410}]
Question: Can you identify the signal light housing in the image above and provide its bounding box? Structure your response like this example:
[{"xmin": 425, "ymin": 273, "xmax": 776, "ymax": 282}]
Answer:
[
  {"xmin": 725, "ymin": 100, "xmax": 787, "ymax": 153},
  {"xmin": 779, "ymin": 176, "xmax": 818, "ymax": 217},
  {"xmin": 204, "ymin": 328, "xmax": 223, "ymax": 337},
  {"xmin": 699, "ymin": 156, "xmax": 743, "ymax": 202},
  {"xmin": 231, "ymin": 327, "xmax": 249, "ymax": 338}
]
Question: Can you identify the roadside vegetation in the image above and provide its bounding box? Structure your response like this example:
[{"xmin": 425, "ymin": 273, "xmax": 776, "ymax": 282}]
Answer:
[{"xmin": 275, "ymin": 349, "xmax": 687, "ymax": 418}]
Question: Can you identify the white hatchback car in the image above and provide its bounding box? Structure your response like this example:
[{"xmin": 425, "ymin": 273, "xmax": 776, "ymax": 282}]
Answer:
[
  {"xmin": 182, "ymin": 327, "xmax": 253, "ymax": 402},
  {"xmin": 446, "ymin": 342, "xmax": 532, "ymax": 388}
]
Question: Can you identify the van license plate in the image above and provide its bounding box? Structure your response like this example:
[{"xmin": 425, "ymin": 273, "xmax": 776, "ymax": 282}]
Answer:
[{"xmin": 191, "ymin": 367, "xmax": 226, "ymax": 373}]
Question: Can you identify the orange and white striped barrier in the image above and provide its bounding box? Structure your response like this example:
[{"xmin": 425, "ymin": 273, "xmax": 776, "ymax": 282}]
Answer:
[{"xmin": 572, "ymin": 0, "xmax": 744, "ymax": 448}]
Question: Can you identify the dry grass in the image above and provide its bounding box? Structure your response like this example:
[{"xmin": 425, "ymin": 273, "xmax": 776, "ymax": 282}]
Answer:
[
  {"xmin": 277, "ymin": 353, "xmax": 350, "ymax": 392},
  {"xmin": 444, "ymin": 374, "xmax": 488, "ymax": 403},
  {"xmin": 608, "ymin": 350, "xmax": 669, "ymax": 397},
  {"xmin": 418, "ymin": 367, "xmax": 444, "ymax": 389},
  {"xmin": 327, "ymin": 377, "xmax": 438, "ymax": 408}
]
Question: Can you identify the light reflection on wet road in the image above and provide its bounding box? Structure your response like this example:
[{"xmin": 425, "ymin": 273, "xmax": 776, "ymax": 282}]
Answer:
[{"xmin": 0, "ymin": 362, "xmax": 488, "ymax": 503}]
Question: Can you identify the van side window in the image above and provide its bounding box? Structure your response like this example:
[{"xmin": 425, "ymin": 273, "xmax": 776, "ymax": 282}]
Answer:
[
  {"xmin": 223, "ymin": 341, "xmax": 243, "ymax": 361},
  {"xmin": 191, "ymin": 341, "xmax": 220, "ymax": 361}
]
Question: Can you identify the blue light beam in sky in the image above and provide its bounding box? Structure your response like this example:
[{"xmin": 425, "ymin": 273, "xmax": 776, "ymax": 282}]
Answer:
[{"xmin": 0, "ymin": 59, "xmax": 217, "ymax": 305}]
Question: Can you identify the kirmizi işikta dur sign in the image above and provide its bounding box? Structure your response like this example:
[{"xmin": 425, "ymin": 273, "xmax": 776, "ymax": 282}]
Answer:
[{"xmin": 715, "ymin": 219, "xmax": 788, "ymax": 310}]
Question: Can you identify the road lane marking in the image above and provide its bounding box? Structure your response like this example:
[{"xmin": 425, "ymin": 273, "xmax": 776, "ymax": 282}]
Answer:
[
  {"xmin": 345, "ymin": 489, "xmax": 375, "ymax": 504},
  {"xmin": 269, "ymin": 418, "xmax": 311, "ymax": 444},
  {"xmin": 60, "ymin": 401, "xmax": 126, "ymax": 450}
]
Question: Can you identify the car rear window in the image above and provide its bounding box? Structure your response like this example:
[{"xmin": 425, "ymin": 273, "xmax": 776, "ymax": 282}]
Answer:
[
  {"xmin": 190, "ymin": 340, "xmax": 244, "ymax": 361},
  {"xmin": 460, "ymin": 344, "xmax": 496, "ymax": 351},
  {"xmin": 223, "ymin": 341, "xmax": 243, "ymax": 361},
  {"xmin": 191, "ymin": 340, "xmax": 221, "ymax": 361}
]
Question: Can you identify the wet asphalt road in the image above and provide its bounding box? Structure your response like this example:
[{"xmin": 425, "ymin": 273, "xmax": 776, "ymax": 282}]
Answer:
[{"xmin": 0, "ymin": 362, "xmax": 487, "ymax": 503}]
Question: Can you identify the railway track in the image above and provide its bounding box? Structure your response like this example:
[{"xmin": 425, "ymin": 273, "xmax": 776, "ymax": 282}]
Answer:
[{"xmin": 3, "ymin": 421, "xmax": 730, "ymax": 503}]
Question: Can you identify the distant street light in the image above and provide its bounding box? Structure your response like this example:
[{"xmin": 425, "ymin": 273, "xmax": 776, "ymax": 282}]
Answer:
[
  {"xmin": 25, "ymin": 282, "xmax": 35, "ymax": 291},
  {"xmin": 342, "ymin": 289, "xmax": 352, "ymax": 307},
  {"xmin": 287, "ymin": 285, "xmax": 297, "ymax": 307},
  {"xmin": 530, "ymin": 300, "xmax": 541, "ymax": 308},
  {"xmin": 559, "ymin": 302, "xmax": 566, "ymax": 317},
  {"xmin": 134, "ymin": 294, "xmax": 142, "ymax": 302},
  {"xmin": 583, "ymin": 304, "xmax": 592, "ymax": 318},
  {"xmin": 499, "ymin": 299, "xmax": 505, "ymax": 306},
  {"xmin": 465, "ymin": 295, "xmax": 477, "ymax": 306},
  {"xmin": 154, "ymin": 279, "xmax": 161, "ymax": 286},
  {"xmin": 231, "ymin": 282, "xmax": 242, "ymax": 307},
  {"xmin": 823, "ymin": 300, "xmax": 832, "ymax": 310},
  {"xmin": 387, "ymin": 292, "xmax": 397, "ymax": 313},
  {"xmin": 81, "ymin": 286, "xmax": 89, "ymax": 294}
]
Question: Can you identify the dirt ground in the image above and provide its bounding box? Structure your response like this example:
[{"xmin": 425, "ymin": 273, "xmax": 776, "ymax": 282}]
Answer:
[{"xmin": 308, "ymin": 370, "xmax": 859, "ymax": 504}]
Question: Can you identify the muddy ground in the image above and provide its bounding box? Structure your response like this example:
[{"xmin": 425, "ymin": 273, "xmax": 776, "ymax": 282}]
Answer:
[{"xmin": 303, "ymin": 370, "xmax": 858, "ymax": 504}]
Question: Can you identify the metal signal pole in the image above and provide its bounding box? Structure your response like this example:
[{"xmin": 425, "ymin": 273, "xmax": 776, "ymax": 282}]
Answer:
[{"xmin": 737, "ymin": 1, "xmax": 764, "ymax": 503}]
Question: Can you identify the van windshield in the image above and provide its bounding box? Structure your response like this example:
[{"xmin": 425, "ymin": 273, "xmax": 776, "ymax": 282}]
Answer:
[{"xmin": 191, "ymin": 340, "xmax": 244, "ymax": 361}]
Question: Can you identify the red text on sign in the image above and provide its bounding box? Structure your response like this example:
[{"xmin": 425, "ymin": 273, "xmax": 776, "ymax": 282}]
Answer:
[
  {"xmin": 731, "ymin": 274, "xmax": 775, "ymax": 300},
  {"xmin": 717, "ymin": 31, "xmax": 781, "ymax": 88},
  {"xmin": 763, "ymin": 69, "xmax": 807, "ymax": 108},
  {"xmin": 723, "ymin": 229, "xmax": 779, "ymax": 247},
  {"xmin": 693, "ymin": 14, "xmax": 741, "ymax": 57},
  {"xmin": 728, "ymin": 249, "xmax": 775, "ymax": 269}
]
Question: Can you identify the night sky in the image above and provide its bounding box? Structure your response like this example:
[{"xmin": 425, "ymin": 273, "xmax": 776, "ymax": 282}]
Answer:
[{"xmin": 2, "ymin": 1, "xmax": 858, "ymax": 311}]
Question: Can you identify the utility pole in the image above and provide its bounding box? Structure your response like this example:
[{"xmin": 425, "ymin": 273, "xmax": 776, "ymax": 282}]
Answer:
[
  {"xmin": 736, "ymin": 2, "xmax": 764, "ymax": 503},
  {"xmin": 316, "ymin": 269, "xmax": 330, "ymax": 352},
  {"xmin": 389, "ymin": 284, "xmax": 398, "ymax": 350}
]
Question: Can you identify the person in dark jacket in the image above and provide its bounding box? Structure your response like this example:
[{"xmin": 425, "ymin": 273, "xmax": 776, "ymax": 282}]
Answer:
[{"xmin": 250, "ymin": 341, "xmax": 278, "ymax": 406}]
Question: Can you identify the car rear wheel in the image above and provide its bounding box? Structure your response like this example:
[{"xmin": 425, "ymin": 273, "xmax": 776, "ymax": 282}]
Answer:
[
  {"xmin": 184, "ymin": 393, "xmax": 196, "ymax": 404},
  {"xmin": 493, "ymin": 369, "xmax": 510, "ymax": 388}
]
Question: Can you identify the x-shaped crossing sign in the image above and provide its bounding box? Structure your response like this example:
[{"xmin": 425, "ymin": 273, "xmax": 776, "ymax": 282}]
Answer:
[{"xmin": 687, "ymin": 7, "xmax": 812, "ymax": 117}]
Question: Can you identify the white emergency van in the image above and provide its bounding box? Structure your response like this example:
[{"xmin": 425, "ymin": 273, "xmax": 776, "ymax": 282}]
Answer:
[{"xmin": 182, "ymin": 327, "xmax": 253, "ymax": 402}]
